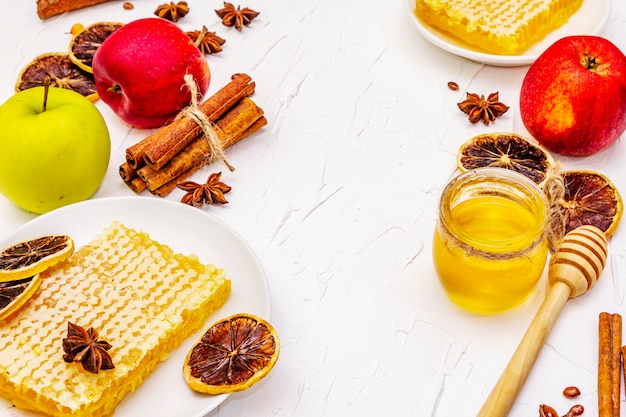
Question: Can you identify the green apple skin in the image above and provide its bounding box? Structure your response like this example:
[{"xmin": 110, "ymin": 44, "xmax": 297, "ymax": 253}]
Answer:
[{"xmin": 0, "ymin": 86, "xmax": 111, "ymax": 214}]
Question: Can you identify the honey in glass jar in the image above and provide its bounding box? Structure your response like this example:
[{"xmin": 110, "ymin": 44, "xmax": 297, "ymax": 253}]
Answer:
[{"xmin": 432, "ymin": 167, "xmax": 549, "ymax": 314}]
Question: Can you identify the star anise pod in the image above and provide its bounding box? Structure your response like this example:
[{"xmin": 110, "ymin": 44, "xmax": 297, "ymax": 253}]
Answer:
[
  {"xmin": 62, "ymin": 322, "xmax": 114, "ymax": 374},
  {"xmin": 457, "ymin": 92, "xmax": 509, "ymax": 125},
  {"xmin": 186, "ymin": 26, "xmax": 226, "ymax": 55},
  {"xmin": 154, "ymin": 1, "xmax": 189, "ymax": 22},
  {"xmin": 178, "ymin": 172, "xmax": 232, "ymax": 208},
  {"xmin": 215, "ymin": 2, "xmax": 260, "ymax": 31}
]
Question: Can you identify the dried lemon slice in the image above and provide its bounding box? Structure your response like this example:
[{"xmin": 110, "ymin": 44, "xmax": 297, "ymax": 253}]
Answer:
[
  {"xmin": 0, "ymin": 235, "xmax": 74, "ymax": 282},
  {"xmin": 559, "ymin": 170, "xmax": 623, "ymax": 238},
  {"xmin": 69, "ymin": 22, "xmax": 123, "ymax": 73},
  {"xmin": 0, "ymin": 275, "xmax": 42, "ymax": 322},
  {"xmin": 15, "ymin": 52, "xmax": 98, "ymax": 101},
  {"xmin": 457, "ymin": 132, "xmax": 555, "ymax": 186},
  {"xmin": 183, "ymin": 313, "xmax": 280, "ymax": 394}
]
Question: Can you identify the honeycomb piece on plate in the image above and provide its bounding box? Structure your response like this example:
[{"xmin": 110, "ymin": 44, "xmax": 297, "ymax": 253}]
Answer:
[
  {"xmin": 0, "ymin": 221, "xmax": 231, "ymax": 417},
  {"xmin": 414, "ymin": 0, "xmax": 583, "ymax": 55}
]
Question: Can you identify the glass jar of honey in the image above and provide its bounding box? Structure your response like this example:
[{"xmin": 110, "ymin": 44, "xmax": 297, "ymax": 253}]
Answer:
[{"xmin": 432, "ymin": 167, "xmax": 549, "ymax": 314}]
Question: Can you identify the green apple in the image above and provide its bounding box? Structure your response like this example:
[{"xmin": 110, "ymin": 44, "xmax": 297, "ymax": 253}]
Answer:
[{"xmin": 0, "ymin": 85, "xmax": 110, "ymax": 214}]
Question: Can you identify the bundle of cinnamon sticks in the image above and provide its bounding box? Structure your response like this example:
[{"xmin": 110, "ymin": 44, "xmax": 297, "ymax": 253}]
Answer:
[{"xmin": 119, "ymin": 73, "xmax": 266, "ymax": 197}]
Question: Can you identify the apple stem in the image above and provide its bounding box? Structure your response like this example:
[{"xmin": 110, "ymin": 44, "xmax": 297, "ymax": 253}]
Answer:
[
  {"xmin": 582, "ymin": 53, "xmax": 599, "ymax": 72},
  {"xmin": 108, "ymin": 83, "xmax": 123, "ymax": 95},
  {"xmin": 42, "ymin": 76, "xmax": 51, "ymax": 112}
]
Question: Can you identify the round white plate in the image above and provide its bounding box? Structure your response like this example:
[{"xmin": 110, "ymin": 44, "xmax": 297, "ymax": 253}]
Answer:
[
  {"xmin": 0, "ymin": 196, "xmax": 270, "ymax": 417},
  {"xmin": 404, "ymin": 0, "xmax": 611, "ymax": 66}
]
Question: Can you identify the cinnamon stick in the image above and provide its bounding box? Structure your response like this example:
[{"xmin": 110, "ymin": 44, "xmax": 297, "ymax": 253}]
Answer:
[
  {"xmin": 125, "ymin": 134, "xmax": 161, "ymax": 169},
  {"xmin": 150, "ymin": 159, "xmax": 206, "ymax": 197},
  {"xmin": 622, "ymin": 345, "xmax": 626, "ymax": 399},
  {"xmin": 598, "ymin": 312, "xmax": 622, "ymax": 417},
  {"xmin": 119, "ymin": 162, "xmax": 136, "ymax": 182},
  {"xmin": 137, "ymin": 98, "xmax": 265, "ymax": 192},
  {"xmin": 37, "ymin": 0, "xmax": 111, "ymax": 19},
  {"xmin": 142, "ymin": 73, "xmax": 255, "ymax": 170},
  {"xmin": 124, "ymin": 176, "xmax": 147, "ymax": 194}
]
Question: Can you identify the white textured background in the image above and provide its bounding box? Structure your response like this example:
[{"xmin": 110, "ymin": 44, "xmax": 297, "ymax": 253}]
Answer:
[{"xmin": 1, "ymin": 1, "xmax": 626, "ymax": 416}]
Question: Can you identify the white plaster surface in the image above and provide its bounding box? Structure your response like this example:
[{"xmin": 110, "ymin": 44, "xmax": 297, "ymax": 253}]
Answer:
[{"xmin": 0, "ymin": 1, "xmax": 625, "ymax": 416}]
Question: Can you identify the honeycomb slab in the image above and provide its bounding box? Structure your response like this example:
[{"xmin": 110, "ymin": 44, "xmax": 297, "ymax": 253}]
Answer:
[
  {"xmin": 415, "ymin": 0, "xmax": 583, "ymax": 55},
  {"xmin": 0, "ymin": 221, "xmax": 231, "ymax": 417}
]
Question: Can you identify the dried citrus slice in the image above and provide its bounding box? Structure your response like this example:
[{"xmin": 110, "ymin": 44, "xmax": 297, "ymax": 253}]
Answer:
[
  {"xmin": 0, "ymin": 235, "xmax": 74, "ymax": 282},
  {"xmin": 183, "ymin": 313, "xmax": 280, "ymax": 394},
  {"xmin": 15, "ymin": 53, "xmax": 98, "ymax": 101},
  {"xmin": 69, "ymin": 22, "xmax": 123, "ymax": 73},
  {"xmin": 457, "ymin": 132, "xmax": 555, "ymax": 185},
  {"xmin": 559, "ymin": 170, "xmax": 623, "ymax": 238},
  {"xmin": 0, "ymin": 275, "xmax": 42, "ymax": 322}
]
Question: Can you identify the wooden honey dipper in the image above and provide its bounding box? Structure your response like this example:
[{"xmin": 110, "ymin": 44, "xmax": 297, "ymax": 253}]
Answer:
[{"xmin": 476, "ymin": 225, "xmax": 609, "ymax": 417}]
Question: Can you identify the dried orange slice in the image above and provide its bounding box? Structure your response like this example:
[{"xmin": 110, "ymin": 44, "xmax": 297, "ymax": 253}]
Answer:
[
  {"xmin": 183, "ymin": 313, "xmax": 280, "ymax": 394},
  {"xmin": 559, "ymin": 170, "xmax": 623, "ymax": 238},
  {"xmin": 0, "ymin": 275, "xmax": 42, "ymax": 322},
  {"xmin": 15, "ymin": 53, "xmax": 98, "ymax": 101},
  {"xmin": 0, "ymin": 235, "xmax": 74, "ymax": 282},
  {"xmin": 457, "ymin": 132, "xmax": 555, "ymax": 186},
  {"xmin": 69, "ymin": 22, "xmax": 123, "ymax": 73}
]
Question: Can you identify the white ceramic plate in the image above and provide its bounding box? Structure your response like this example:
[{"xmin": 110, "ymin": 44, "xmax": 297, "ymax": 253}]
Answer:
[
  {"xmin": 404, "ymin": 0, "xmax": 611, "ymax": 66},
  {"xmin": 0, "ymin": 196, "xmax": 270, "ymax": 417}
]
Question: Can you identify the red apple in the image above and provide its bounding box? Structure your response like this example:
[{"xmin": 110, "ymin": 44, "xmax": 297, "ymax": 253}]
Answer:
[
  {"xmin": 92, "ymin": 18, "xmax": 210, "ymax": 129},
  {"xmin": 520, "ymin": 36, "xmax": 626, "ymax": 156}
]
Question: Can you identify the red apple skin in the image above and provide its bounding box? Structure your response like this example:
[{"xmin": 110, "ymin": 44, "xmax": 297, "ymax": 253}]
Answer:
[
  {"xmin": 92, "ymin": 18, "xmax": 210, "ymax": 129},
  {"xmin": 520, "ymin": 36, "xmax": 626, "ymax": 156}
]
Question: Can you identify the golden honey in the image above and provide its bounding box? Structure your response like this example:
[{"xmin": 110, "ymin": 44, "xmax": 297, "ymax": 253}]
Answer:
[{"xmin": 433, "ymin": 168, "xmax": 549, "ymax": 314}]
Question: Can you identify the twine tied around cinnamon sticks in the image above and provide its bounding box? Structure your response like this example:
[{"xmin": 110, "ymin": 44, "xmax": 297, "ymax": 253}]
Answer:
[{"xmin": 178, "ymin": 74, "xmax": 234, "ymax": 172}]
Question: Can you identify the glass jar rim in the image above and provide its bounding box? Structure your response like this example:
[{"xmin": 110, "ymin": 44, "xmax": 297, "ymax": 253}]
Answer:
[{"xmin": 439, "ymin": 167, "xmax": 549, "ymax": 256}]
